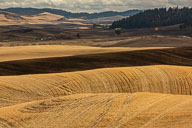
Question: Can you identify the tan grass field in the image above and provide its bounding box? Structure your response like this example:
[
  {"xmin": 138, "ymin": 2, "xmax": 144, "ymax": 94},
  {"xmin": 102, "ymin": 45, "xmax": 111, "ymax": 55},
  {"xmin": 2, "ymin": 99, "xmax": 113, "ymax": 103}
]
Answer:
[
  {"xmin": 0, "ymin": 11, "xmax": 123, "ymax": 26},
  {"xmin": 0, "ymin": 12, "xmax": 88, "ymax": 26},
  {"xmin": 24, "ymin": 12, "xmax": 63, "ymax": 22}
]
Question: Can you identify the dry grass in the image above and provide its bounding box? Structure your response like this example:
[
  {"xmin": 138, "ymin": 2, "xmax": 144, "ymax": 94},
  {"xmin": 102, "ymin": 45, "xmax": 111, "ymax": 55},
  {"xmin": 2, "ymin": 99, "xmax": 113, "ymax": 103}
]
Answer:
[
  {"xmin": 0, "ymin": 12, "xmax": 88, "ymax": 26},
  {"xmin": 1, "ymin": 35, "xmax": 191, "ymax": 47},
  {"xmin": 24, "ymin": 12, "xmax": 63, "ymax": 23}
]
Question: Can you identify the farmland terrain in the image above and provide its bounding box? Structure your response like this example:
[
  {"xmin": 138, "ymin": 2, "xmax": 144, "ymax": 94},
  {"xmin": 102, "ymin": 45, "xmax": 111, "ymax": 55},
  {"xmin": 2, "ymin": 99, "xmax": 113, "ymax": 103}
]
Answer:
[{"xmin": 0, "ymin": 9, "xmax": 192, "ymax": 128}]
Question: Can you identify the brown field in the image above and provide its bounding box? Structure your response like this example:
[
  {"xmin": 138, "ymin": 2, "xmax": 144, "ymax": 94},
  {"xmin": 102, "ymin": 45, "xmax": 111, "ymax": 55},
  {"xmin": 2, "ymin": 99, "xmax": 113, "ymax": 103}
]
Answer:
[{"xmin": 1, "ymin": 14, "xmax": 192, "ymax": 127}]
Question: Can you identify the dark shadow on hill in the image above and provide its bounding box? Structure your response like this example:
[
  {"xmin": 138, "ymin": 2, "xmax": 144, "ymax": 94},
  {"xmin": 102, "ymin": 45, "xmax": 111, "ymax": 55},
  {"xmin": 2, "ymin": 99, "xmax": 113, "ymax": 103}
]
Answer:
[{"xmin": 0, "ymin": 47, "xmax": 192, "ymax": 76}]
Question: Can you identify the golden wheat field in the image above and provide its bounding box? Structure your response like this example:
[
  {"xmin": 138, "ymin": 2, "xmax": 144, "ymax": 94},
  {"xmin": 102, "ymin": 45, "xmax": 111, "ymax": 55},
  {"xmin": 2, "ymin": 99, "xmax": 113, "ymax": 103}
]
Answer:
[
  {"xmin": 0, "ymin": 45, "xmax": 170, "ymax": 62},
  {"xmin": 1, "ymin": 64, "xmax": 192, "ymax": 127},
  {"xmin": 1, "ymin": 5, "xmax": 192, "ymax": 128},
  {"xmin": 1, "ymin": 93, "xmax": 192, "ymax": 128},
  {"xmin": 0, "ymin": 38, "xmax": 192, "ymax": 128}
]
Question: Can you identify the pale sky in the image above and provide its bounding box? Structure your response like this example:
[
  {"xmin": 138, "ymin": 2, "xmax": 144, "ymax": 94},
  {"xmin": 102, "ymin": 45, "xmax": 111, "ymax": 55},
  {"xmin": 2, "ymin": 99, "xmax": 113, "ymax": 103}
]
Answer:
[{"xmin": 0, "ymin": 0, "xmax": 191, "ymax": 12}]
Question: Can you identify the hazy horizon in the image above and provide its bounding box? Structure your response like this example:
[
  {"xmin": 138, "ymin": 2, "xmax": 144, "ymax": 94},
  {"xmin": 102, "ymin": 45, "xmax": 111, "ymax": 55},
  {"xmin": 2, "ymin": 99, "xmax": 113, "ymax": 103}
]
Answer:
[{"xmin": 0, "ymin": 0, "xmax": 191, "ymax": 13}]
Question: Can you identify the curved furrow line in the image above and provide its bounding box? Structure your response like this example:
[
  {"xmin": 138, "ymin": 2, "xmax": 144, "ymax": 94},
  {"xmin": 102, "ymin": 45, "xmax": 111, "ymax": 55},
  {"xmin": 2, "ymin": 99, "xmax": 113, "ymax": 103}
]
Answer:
[
  {"xmin": 100, "ymin": 71, "xmax": 115, "ymax": 92},
  {"xmin": 118, "ymin": 71, "xmax": 132, "ymax": 93},
  {"xmin": 69, "ymin": 74, "xmax": 86, "ymax": 93},
  {"xmin": 134, "ymin": 68, "xmax": 148, "ymax": 92},
  {"xmin": 106, "ymin": 71, "xmax": 122, "ymax": 93},
  {"xmin": 186, "ymin": 75, "xmax": 192, "ymax": 95},
  {"xmin": 47, "ymin": 81, "xmax": 68, "ymax": 97},
  {"xmin": 120, "ymin": 71, "xmax": 135, "ymax": 93},
  {"xmin": 111, "ymin": 71, "xmax": 126, "ymax": 93},
  {"xmin": 165, "ymin": 67, "xmax": 180, "ymax": 94},
  {"xmin": 4, "ymin": 76, "xmax": 48, "ymax": 97},
  {"xmin": 131, "ymin": 68, "xmax": 144, "ymax": 92},
  {"xmin": 51, "ymin": 76, "xmax": 78, "ymax": 95},
  {"xmin": 131, "ymin": 68, "xmax": 147, "ymax": 92},
  {"xmin": 96, "ymin": 70, "xmax": 116, "ymax": 93},
  {"xmin": 183, "ymin": 73, "xmax": 192, "ymax": 95},
  {"xmin": 88, "ymin": 71, "xmax": 108, "ymax": 93},
  {"xmin": 0, "ymin": 81, "xmax": 34, "ymax": 99},
  {"xmin": 155, "ymin": 67, "xmax": 171, "ymax": 93},
  {"xmin": 116, "ymin": 71, "xmax": 131, "ymax": 93},
  {"xmin": 75, "ymin": 73, "xmax": 93, "ymax": 93},
  {"xmin": 96, "ymin": 71, "xmax": 113, "ymax": 93}
]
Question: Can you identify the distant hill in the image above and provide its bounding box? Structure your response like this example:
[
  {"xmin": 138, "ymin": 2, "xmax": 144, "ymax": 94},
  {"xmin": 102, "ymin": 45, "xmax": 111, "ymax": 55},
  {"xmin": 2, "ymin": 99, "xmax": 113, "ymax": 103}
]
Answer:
[
  {"xmin": 0, "ymin": 8, "xmax": 141, "ymax": 19},
  {"xmin": 111, "ymin": 7, "xmax": 192, "ymax": 29},
  {"xmin": 0, "ymin": 11, "xmax": 68, "ymax": 25},
  {"xmin": 0, "ymin": 11, "xmax": 25, "ymax": 20}
]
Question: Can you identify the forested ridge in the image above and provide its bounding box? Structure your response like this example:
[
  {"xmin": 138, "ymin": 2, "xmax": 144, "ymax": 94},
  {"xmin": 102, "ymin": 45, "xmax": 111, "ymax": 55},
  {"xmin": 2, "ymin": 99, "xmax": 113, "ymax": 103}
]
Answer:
[{"xmin": 111, "ymin": 7, "xmax": 192, "ymax": 29}]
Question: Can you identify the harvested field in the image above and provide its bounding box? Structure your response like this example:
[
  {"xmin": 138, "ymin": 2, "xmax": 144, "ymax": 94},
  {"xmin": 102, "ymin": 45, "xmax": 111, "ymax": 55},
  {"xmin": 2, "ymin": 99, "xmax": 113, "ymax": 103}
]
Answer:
[
  {"xmin": 0, "ymin": 93, "xmax": 192, "ymax": 128},
  {"xmin": 0, "ymin": 65, "xmax": 192, "ymax": 108},
  {"xmin": 1, "ymin": 65, "xmax": 192, "ymax": 127},
  {"xmin": 0, "ymin": 45, "xmax": 169, "ymax": 62},
  {"xmin": 1, "ymin": 8, "xmax": 192, "ymax": 128},
  {"xmin": 0, "ymin": 23, "xmax": 192, "ymax": 127},
  {"xmin": 0, "ymin": 47, "xmax": 192, "ymax": 76},
  {"xmin": 1, "ymin": 45, "xmax": 192, "ymax": 127}
]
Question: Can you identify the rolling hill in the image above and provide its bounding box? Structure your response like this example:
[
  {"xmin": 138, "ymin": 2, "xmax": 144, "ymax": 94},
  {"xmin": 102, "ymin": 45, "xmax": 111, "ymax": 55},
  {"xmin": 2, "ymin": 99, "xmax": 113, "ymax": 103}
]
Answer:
[
  {"xmin": 0, "ymin": 11, "xmax": 25, "ymax": 25},
  {"xmin": 0, "ymin": 11, "xmax": 24, "ymax": 20},
  {"xmin": 0, "ymin": 47, "xmax": 192, "ymax": 76},
  {"xmin": 0, "ymin": 8, "xmax": 141, "ymax": 19},
  {"xmin": 0, "ymin": 45, "xmax": 192, "ymax": 127},
  {"xmin": 0, "ymin": 8, "xmax": 141, "ymax": 26},
  {"xmin": 0, "ymin": 7, "xmax": 192, "ymax": 127},
  {"xmin": 0, "ymin": 65, "xmax": 192, "ymax": 106},
  {"xmin": 1, "ymin": 65, "xmax": 192, "ymax": 127},
  {"xmin": 0, "ymin": 93, "xmax": 192, "ymax": 128}
]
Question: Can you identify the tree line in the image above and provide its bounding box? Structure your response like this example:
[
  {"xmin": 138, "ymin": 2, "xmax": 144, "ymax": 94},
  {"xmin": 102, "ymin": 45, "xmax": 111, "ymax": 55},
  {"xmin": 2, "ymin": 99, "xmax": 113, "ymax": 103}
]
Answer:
[{"xmin": 111, "ymin": 7, "xmax": 192, "ymax": 29}]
